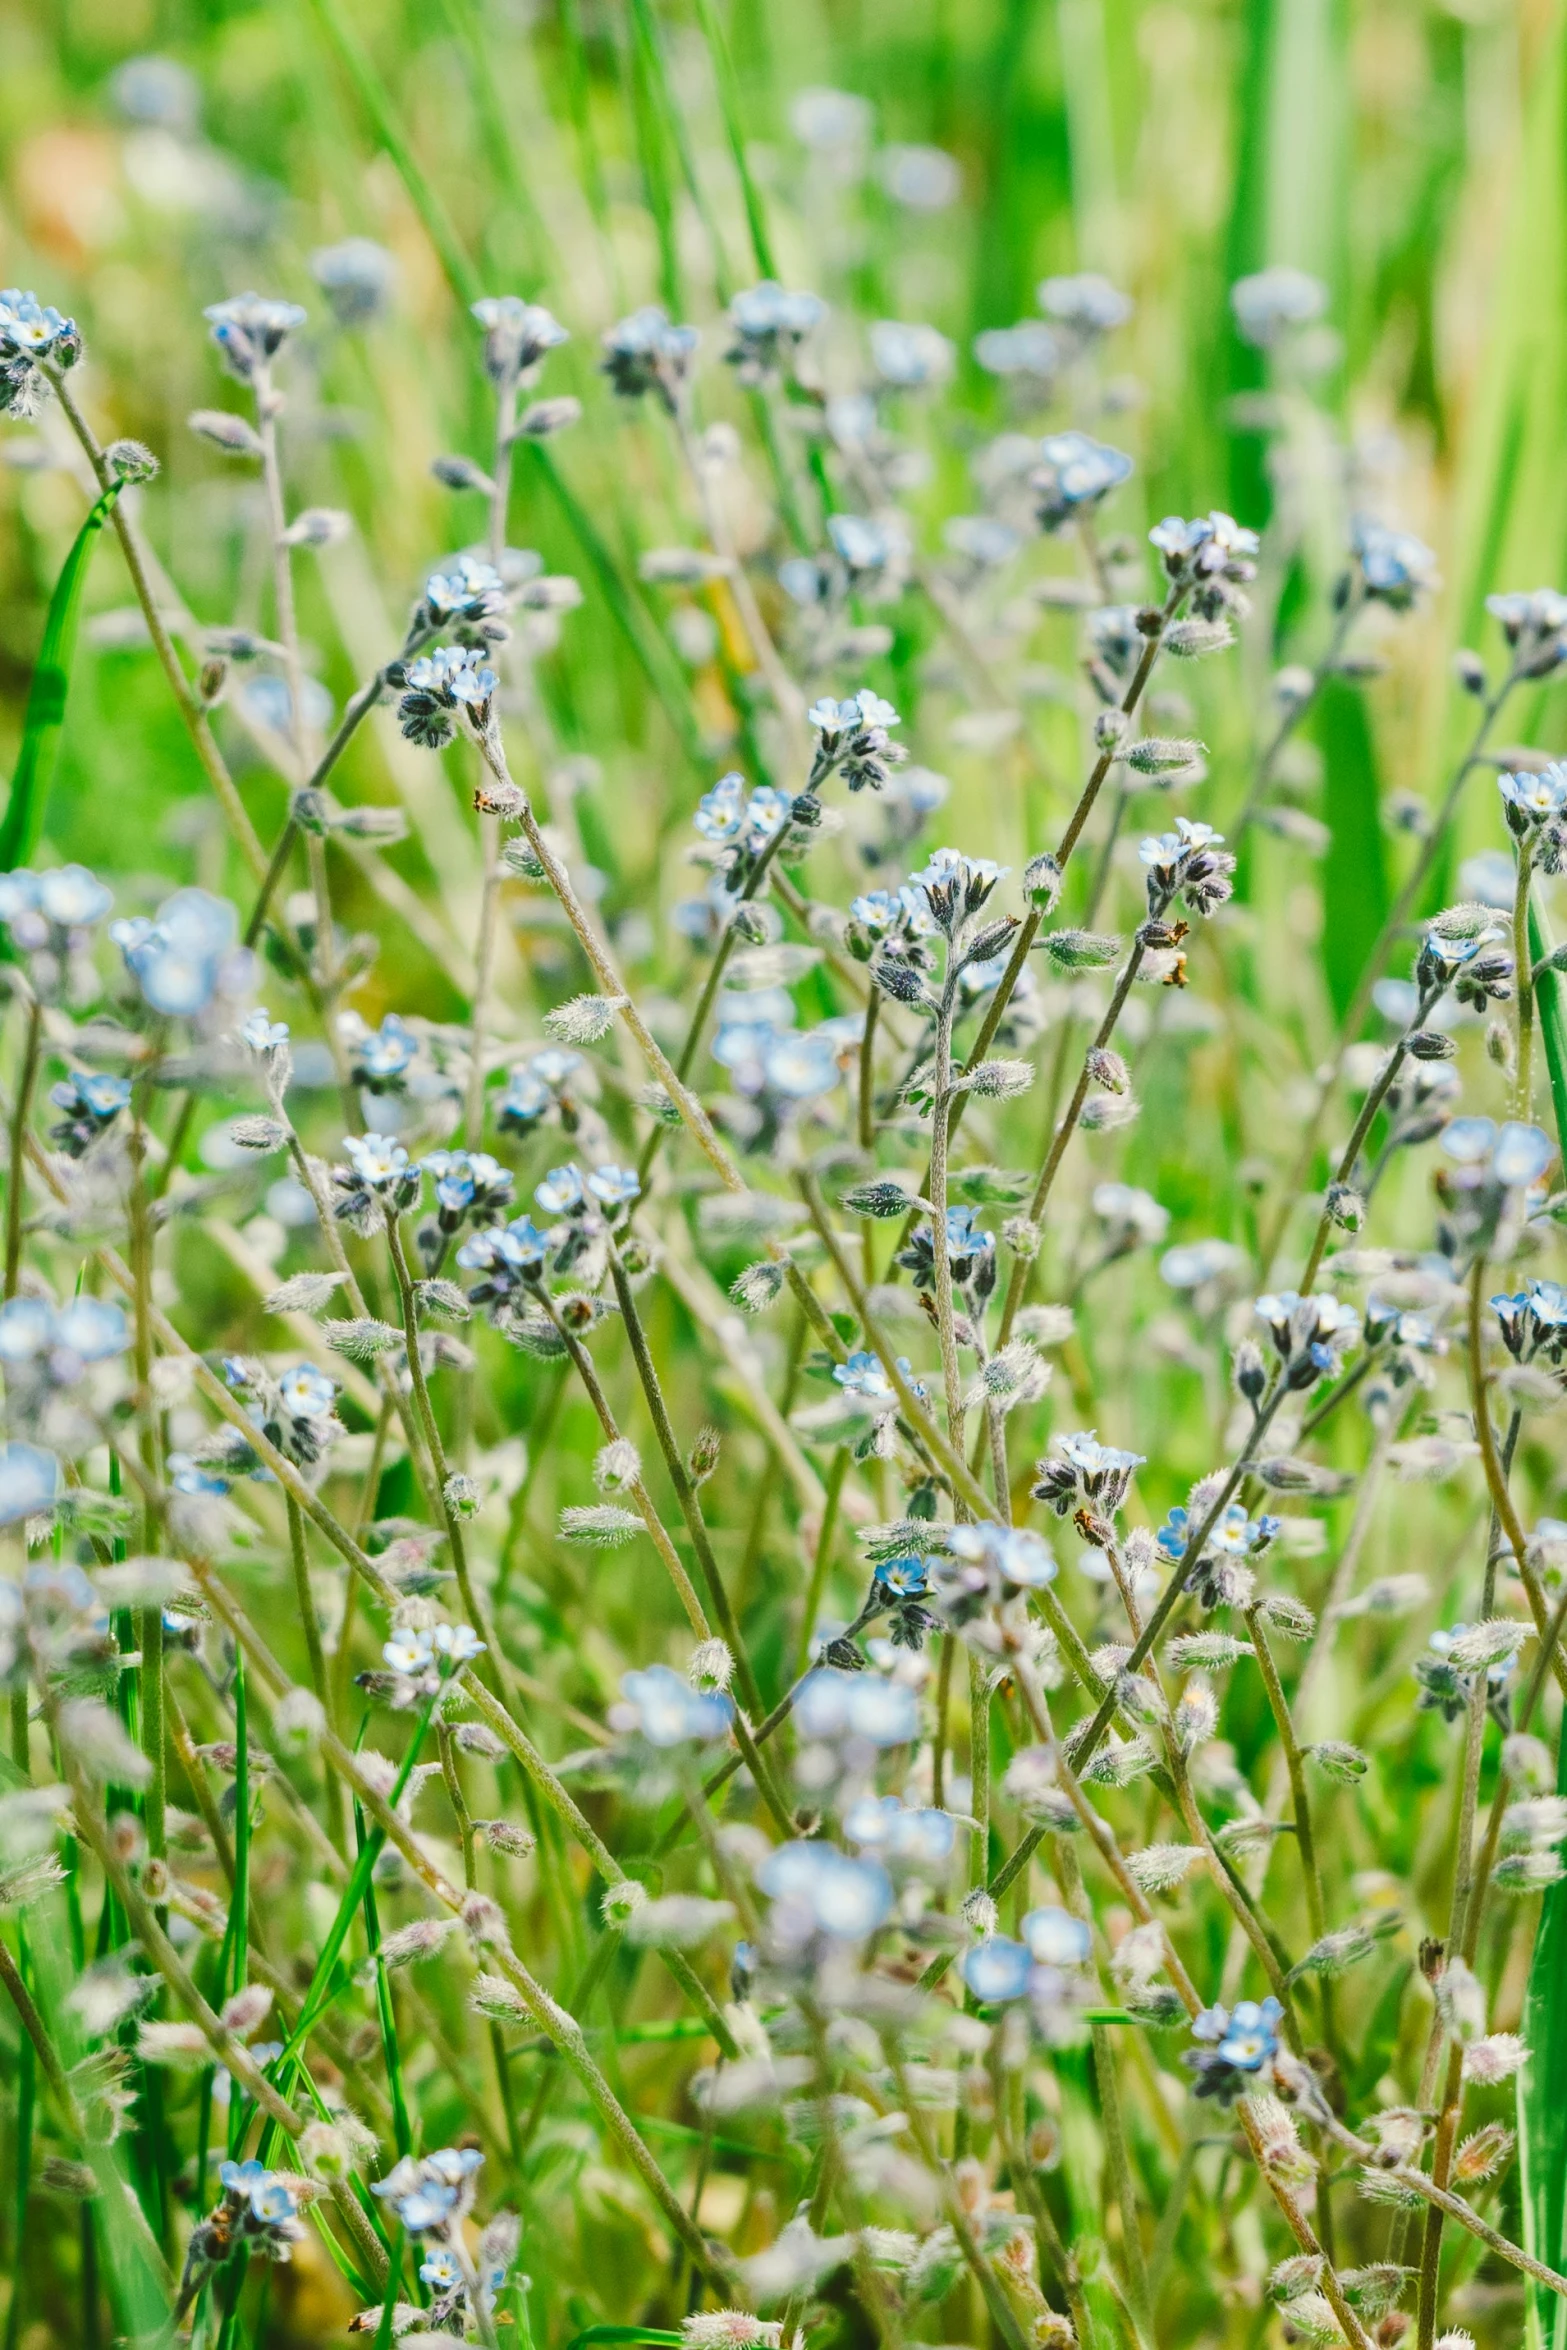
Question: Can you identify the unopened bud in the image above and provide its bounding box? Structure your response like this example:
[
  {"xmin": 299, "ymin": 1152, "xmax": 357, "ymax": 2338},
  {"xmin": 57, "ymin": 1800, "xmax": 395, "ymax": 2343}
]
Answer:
[{"xmin": 688, "ymin": 1425, "xmax": 722, "ymax": 1484}]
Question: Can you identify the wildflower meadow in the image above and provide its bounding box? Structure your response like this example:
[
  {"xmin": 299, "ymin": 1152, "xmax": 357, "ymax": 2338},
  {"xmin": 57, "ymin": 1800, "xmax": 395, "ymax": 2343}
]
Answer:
[{"xmin": 3, "ymin": 3, "xmax": 1567, "ymax": 2348}]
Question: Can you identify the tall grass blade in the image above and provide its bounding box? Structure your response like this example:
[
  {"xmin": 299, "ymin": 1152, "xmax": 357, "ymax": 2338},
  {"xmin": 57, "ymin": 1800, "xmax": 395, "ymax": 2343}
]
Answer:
[{"xmin": 0, "ymin": 485, "xmax": 121, "ymax": 874}]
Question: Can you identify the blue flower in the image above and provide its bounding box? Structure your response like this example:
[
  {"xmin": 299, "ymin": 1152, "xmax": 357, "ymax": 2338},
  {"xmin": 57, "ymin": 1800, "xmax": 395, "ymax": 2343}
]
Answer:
[
  {"xmin": 1032, "ymin": 431, "xmax": 1133, "ymax": 531},
  {"xmin": 962, "ymin": 1935, "xmax": 1034, "ymax": 2004},
  {"xmin": 204, "ymin": 294, "xmax": 307, "ymax": 380},
  {"xmin": 586, "ymin": 1164, "xmax": 640, "ymax": 1211},
  {"xmin": 0, "ymin": 1442, "xmax": 59, "ymax": 1526},
  {"xmin": 600, "ymin": 306, "xmax": 698, "ymax": 405},
  {"xmin": 343, "ymin": 1133, "xmax": 410, "ymax": 1191},
  {"xmin": 793, "ymin": 1667, "xmax": 919, "ymax": 1746},
  {"xmin": 421, "ymin": 555, "xmax": 507, "ymax": 629},
  {"xmin": 1229, "ymin": 267, "xmax": 1327, "ymax": 348},
  {"xmin": 1440, "ymin": 1118, "xmax": 1553, "ymax": 1190},
  {"xmin": 1499, "ymin": 763, "xmax": 1567, "ymax": 831},
  {"xmin": 1038, "ymin": 274, "xmax": 1133, "ymax": 335},
  {"xmin": 873, "ymin": 1555, "xmax": 930, "ymax": 1602},
  {"xmin": 755, "ymin": 1840, "xmax": 894, "ymax": 1940},
  {"xmin": 471, "ymin": 296, "xmax": 568, "ymax": 380},
  {"xmin": 973, "ymin": 321, "xmax": 1060, "ymax": 381},
  {"xmin": 1186, "ymin": 1997, "xmax": 1283, "ymax": 2102},
  {"xmin": 110, "ymin": 887, "xmax": 244, "ymax": 1017},
  {"xmin": 310, "ymin": 238, "xmax": 397, "ymax": 326},
  {"xmin": 1022, "ymin": 1905, "xmax": 1092, "ymax": 1967},
  {"xmin": 534, "ymin": 1164, "xmax": 584, "ymax": 1217},
  {"xmin": 1352, "ymin": 517, "xmax": 1439, "ymax": 611},
  {"xmin": 868, "ymin": 319, "xmax": 954, "ymax": 388},
  {"xmin": 619, "ymin": 1663, "xmax": 733, "ymax": 1747},
  {"xmin": 0, "ymin": 289, "xmax": 79, "ymax": 361}
]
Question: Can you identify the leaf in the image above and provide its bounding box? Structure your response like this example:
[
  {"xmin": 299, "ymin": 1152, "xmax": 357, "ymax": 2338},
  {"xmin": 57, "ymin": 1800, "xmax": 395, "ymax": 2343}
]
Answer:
[
  {"xmin": 0, "ymin": 484, "xmax": 122, "ymax": 875},
  {"xmin": 1521, "ymin": 1696, "xmax": 1567, "ymax": 2350},
  {"xmin": 1529, "ymin": 903, "xmax": 1567, "ymax": 1169},
  {"xmin": 1316, "ymin": 677, "xmax": 1389, "ymax": 1023}
]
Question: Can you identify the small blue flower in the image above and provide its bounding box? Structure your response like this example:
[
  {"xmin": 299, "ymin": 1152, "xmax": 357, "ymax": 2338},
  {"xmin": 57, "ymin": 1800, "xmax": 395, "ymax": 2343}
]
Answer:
[
  {"xmin": 204, "ymin": 293, "xmax": 307, "ymax": 381},
  {"xmin": 1032, "ymin": 431, "xmax": 1133, "ymax": 531},
  {"xmin": 962, "ymin": 1935, "xmax": 1034, "ymax": 2004},
  {"xmin": 1352, "ymin": 517, "xmax": 1439, "ymax": 611},
  {"xmin": 619, "ymin": 1663, "xmax": 733, "ymax": 1748},
  {"xmin": 534, "ymin": 1164, "xmax": 584, "ymax": 1217},
  {"xmin": 1185, "ymin": 1997, "xmax": 1283, "ymax": 2102},
  {"xmin": 868, "ymin": 319, "xmax": 954, "ymax": 388},
  {"xmin": 874, "ymin": 1556, "xmax": 930, "ymax": 1602},
  {"xmin": 755, "ymin": 1841, "xmax": 894, "ymax": 1940},
  {"xmin": 1038, "ymin": 274, "xmax": 1133, "ymax": 335},
  {"xmin": 586, "ymin": 1164, "xmax": 640, "ymax": 1211},
  {"xmin": 600, "ymin": 306, "xmax": 698, "ymax": 405}
]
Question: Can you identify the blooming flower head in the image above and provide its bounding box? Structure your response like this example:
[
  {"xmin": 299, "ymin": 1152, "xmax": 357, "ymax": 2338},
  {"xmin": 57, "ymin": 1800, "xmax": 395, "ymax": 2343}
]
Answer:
[
  {"xmin": 912, "ymin": 846, "xmax": 1006, "ymax": 932},
  {"xmin": 421, "ymin": 555, "xmax": 507, "ymax": 632},
  {"xmin": 397, "ymin": 645, "xmax": 497, "ymax": 748},
  {"xmin": 586, "ymin": 1163, "xmax": 641, "ymax": 1212},
  {"xmin": 1229, "ymin": 267, "xmax": 1327, "ymax": 348},
  {"xmin": 1032, "ymin": 431, "xmax": 1133, "ymax": 531},
  {"xmin": 974, "ymin": 320, "xmax": 1060, "ymax": 383},
  {"xmin": 756, "ymin": 1839, "xmax": 895, "ymax": 1942},
  {"xmin": 534, "ymin": 1164, "xmax": 585, "ymax": 1217},
  {"xmin": 310, "ymin": 237, "xmax": 396, "ymax": 326},
  {"xmin": 343, "ymin": 1132, "xmax": 410, "ymax": 1190},
  {"xmin": 619, "ymin": 1662, "xmax": 733, "ymax": 1747},
  {"xmin": 600, "ymin": 306, "xmax": 698, "ymax": 407},
  {"xmin": 1486, "ymin": 588, "xmax": 1567, "ymax": 676},
  {"xmin": 1139, "ymin": 818, "xmax": 1236, "ymax": 918},
  {"xmin": 276, "ymin": 1363, "xmax": 337, "ymax": 1421},
  {"xmin": 471, "ymin": 295, "xmax": 568, "ymax": 381},
  {"xmin": 110, "ymin": 887, "xmax": 244, "ymax": 1017},
  {"xmin": 204, "ymin": 293, "xmax": 307, "ymax": 379},
  {"xmin": 832, "ymin": 1350, "xmax": 924, "ymax": 1410},
  {"xmin": 727, "ymin": 282, "xmax": 825, "ymax": 383},
  {"xmin": 1186, "ymin": 1997, "xmax": 1283, "ymax": 2101},
  {"xmin": 1498, "ymin": 763, "xmax": 1567, "ymax": 832},
  {"xmin": 1352, "ymin": 517, "xmax": 1439, "ymax": 610},
  {"xmin": 1038, "ymin": 273, "xmax": 1132, "ymax": 337},
  {"xmin": 827, "ymin": 513, "xmax": 908, "ymax": 579},
  {"xmin": 1031, "ymin": 1429, "xmax": 1145, "ymax": 1520},
  {"xmin": 869, "ymin": 319, "xmax": 954, "ymax": 388},
  {"xmin": 0, "ymin": 291, "xmax": 81, "ymax": 417},
  {"xmin": 1148, "ymin": 512, "xmax": 1259, "ymax": 618}
]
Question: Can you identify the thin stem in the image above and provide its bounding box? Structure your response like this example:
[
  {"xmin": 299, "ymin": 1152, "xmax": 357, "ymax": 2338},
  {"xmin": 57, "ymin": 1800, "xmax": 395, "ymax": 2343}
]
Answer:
[
  {"xmin": 1246, "ymin": 1607, "xmax": 1326, "ymax": 1941},
  {"xmin": 286, "ymin": 1491, "xmax": 346, "ymax": 1853},
  {"xmin": 47, "ymin": 368, "xmax": 269, "ymax": 882},
  {"xmin": 5, "ymin": 992, "xmax": 41, "ymax": 1300},
  {"xmin": 1512, "ymin": 835, "xmax": 1536, "ymax": 1116},
  {"xmin": 994, "ymin": 937, "xmax": 1148, "ymax": 1346}
]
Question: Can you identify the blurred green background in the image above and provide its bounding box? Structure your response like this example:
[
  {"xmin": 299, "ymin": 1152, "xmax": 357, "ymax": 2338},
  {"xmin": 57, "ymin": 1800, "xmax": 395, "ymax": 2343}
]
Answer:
[{"xmin": 4, "ymin": 0, "xmax": 1567, "ymax": 918}]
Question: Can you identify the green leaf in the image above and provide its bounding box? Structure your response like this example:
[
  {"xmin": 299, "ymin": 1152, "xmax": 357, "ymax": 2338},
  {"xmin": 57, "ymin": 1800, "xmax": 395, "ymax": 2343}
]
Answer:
[
  {"xmin": 1316, "ymin": 676, "xmax": 1389, "ymax": 1024},
  {"xmin": 1521, "ymin": 1705, "xmax": 1567, "ymax": 2350},
  {"xmin": 0, "ymin": 484, "xmax": 121, "ymax": 873},
  {"xmin": 1529, "ymin": 903, "xmax": 1567, "ymax": 1169}
]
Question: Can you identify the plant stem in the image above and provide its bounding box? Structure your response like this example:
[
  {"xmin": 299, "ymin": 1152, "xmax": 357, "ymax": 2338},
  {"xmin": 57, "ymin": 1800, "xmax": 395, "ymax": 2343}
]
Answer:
[
  {"xmin": 5, "ymin": 991, "xmax": 41, "ymax": 1300},
  {"xmin": 286, "ymin": 1491, "xmax": 347, "ymax": 1853}
]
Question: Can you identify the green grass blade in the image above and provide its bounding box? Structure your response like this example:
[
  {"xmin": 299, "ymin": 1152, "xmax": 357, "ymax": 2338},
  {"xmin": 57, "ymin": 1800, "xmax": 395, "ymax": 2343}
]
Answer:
[
  {"xmin": 1317, "ymin": 676, "xmax": 1389, "ymax": 1024},
  {"xmin": 302, "ymin": 0, "xmax": 483, "ymax": 310},
  {"xmin": 691, "ymin": 0, "xmax": 776, "ymax": 279},
  {"xmin": 2, "ymin": 1927, "xmax": 36, "ymax": 2350},
  {"xmin": 1520, "ymin": 1708, "xmax": 1567, "ymax": 2350},
  {"xmin": 357, "ymin": 1802, "xmax": 413, "ymax": 2159},
  {"xmin": 1530, "ymin": 904, "xmax": 1567, "ymax": 1162},
  {"xmin": 0, "ymin": 485, "xmax": 121, "ymax": 873}
]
